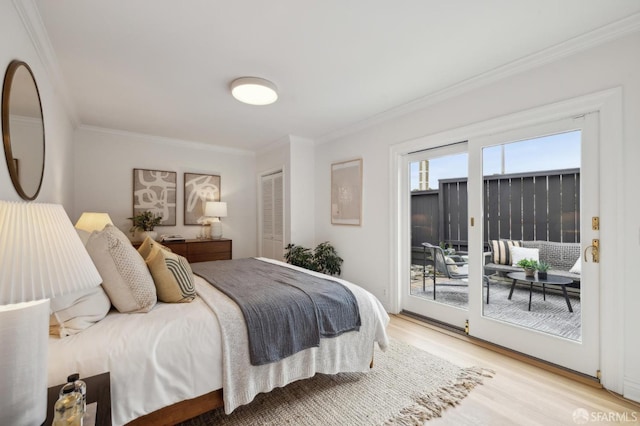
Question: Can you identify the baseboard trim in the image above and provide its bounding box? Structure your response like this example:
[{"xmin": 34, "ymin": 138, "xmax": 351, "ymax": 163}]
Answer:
[{"xmin": 397, "ymin": 312, "xmax": 602, "ymax": 389}]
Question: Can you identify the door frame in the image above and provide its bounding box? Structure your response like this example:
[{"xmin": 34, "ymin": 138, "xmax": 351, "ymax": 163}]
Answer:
[
  {"xmin": 257, "ymin": 167, "xmax": 285, "ymax": 258},
  {"xmin": 390, "ymin": 87, "xmax": 623, "ymax": 391}
]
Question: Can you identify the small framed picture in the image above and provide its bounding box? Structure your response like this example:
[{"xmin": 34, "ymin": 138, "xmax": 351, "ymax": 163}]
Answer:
[
  {"xmin": 132, "ymin": 169, "xmax": 177, "ymax": 225},
  {"xmin": 184, "ymin": 173, "xmax": 221, "ymax": 225},
  {"xmin": 331, "ymin": 158, "xmax": 363, "ymax": 226}
]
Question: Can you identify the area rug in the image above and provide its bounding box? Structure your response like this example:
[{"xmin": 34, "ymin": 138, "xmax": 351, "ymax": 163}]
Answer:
[
  {"xmin": 411, "ymin": 279, "xmax": 581, "ymax": 341},
  {"xmin": 180, "ymin": 339, "xmax": 493, "ymax": 426}
]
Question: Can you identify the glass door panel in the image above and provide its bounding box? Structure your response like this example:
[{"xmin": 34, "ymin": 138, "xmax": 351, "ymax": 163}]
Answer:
[
  {"xmin": 403, "ymin": 143, "xmax": 470, "ymax": 328},
  {"xmin": 481, "ymin": 131, "xmax": 582, "ymax": 341}
]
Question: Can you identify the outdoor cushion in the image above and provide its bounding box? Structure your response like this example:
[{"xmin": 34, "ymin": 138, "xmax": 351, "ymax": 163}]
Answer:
[{"xmin": 490, "ymin": 239, "xmax": 521, "ymax": 265}]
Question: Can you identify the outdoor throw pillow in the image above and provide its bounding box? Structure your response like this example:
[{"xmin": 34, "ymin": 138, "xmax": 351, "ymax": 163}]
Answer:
[
  {"xmin": 510, "ymin": 246, "xmax": 540, "ymax": 266},
  {"xmin": 145, "ymin": 243, "xmax": 196, "ymax": 303},
  {"xmin": 569, "ymin": 257, "xmax": 581, "ymax": 274},
  {"xmin": 490, "ymin": 239, "xmax": 521, "ymax": 265}
]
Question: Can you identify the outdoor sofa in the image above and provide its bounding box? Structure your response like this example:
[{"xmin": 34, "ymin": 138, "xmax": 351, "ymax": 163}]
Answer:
[{"xmin": 484, "ymin": 240, "xmax": 581, "ymax": 284}]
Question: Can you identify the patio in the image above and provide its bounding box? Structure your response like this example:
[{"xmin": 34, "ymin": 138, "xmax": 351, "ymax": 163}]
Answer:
[{"xmin": 409, "ymin": 274, "xmax": 581, "ymax": 341}]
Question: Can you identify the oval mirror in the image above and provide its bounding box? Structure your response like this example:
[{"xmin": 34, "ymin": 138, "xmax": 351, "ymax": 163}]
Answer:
[{"xmin": 2, "ymin": 60, "xmax": 45, "ymax": 200}]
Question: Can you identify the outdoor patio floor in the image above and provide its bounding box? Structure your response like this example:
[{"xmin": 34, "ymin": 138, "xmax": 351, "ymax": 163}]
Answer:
[{"xmin": 409, "ymin": 276, "xmax": 582, "ymax": 341}]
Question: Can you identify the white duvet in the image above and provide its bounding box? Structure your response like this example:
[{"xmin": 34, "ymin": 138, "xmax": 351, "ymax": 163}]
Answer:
[{"xmin": 48, "ymin": 258, "xmax": 389, "ymax": 425}]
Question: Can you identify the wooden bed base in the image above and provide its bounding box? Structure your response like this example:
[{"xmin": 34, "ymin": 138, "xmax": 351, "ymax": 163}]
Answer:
[
  {"xmin": 127, "ymin": 355, "xmax": 375, "ymax": 425},
  {"xmin": 126, "ymin": 389, "xmax": 224, "ymax": 426}
]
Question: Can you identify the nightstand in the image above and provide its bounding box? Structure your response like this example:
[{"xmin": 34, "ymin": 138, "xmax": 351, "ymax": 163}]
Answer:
[{"xmin": 46, "ymin": 372, "xmax": 111, "ymax": 426}]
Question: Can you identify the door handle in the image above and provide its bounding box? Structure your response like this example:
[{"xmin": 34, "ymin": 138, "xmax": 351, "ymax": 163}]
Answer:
[{"xmin": 584, "ymin": 239, "xmax": 599, "ymax": 263}]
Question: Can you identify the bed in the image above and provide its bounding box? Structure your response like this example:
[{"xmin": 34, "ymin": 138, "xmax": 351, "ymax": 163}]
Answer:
[{"xmin": 47, "ymin": 228, "xmax": 389, "ymax": 426}]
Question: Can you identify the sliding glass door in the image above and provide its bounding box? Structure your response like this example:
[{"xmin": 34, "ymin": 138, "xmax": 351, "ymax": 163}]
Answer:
[{"xmin": 396, "ymin": 114, "xmax": 600, "ymax": 377}]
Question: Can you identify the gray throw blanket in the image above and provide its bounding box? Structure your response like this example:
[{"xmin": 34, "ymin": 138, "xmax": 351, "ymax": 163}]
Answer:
[{"xmin": 192, "ymin": 258, "xmax": 361, "ymax": 366}]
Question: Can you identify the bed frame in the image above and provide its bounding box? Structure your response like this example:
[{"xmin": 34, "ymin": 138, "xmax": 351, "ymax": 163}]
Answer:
[{"xmin": 127, "ymin": 389, "xmax": 223, "ymax": 425}]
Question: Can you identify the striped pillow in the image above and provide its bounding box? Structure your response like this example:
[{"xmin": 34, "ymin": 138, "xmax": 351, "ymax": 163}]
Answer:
[
  {"xmin": 490, "ymin": 239, "xmax": 521, "ymax": 265},
  {"xmin": 145, "ymin": 243, "xmax": 196, "ymax": 303}
]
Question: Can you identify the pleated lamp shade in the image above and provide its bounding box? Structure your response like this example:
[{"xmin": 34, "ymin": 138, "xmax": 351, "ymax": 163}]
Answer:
[
  {"xmin": 0, "ymin": 201, "xmax": 102, "ymax": 304},
  {"xmin": 0, "ymin": 201, "xmax": 102, "ymax": 425}
]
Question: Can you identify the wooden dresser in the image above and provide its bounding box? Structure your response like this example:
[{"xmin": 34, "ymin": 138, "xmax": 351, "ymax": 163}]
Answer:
[{"xmin": 134, "ymin": 238, "xmax": 232, "ymax": 263}]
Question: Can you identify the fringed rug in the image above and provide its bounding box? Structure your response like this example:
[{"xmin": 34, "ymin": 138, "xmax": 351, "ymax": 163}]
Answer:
[{"xmin": 180, "ymin": 339, "xmax": 493, "ymax": 426}]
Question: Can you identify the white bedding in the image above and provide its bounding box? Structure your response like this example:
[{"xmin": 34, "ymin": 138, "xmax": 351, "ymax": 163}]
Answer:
[
  {"xmin": 48, "ymin": 277, "xmax": 223, "ymax": 426},
  {"xmin": 47, "ymin": 259, "xmax": 389, "ymax": 425}
]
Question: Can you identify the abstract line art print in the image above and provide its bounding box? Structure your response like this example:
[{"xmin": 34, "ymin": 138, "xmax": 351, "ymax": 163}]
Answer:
[
  {"xmin": 184, "ymin": 173, "xmax": 221, "ymax": 225},
  {"xmin": 132, "ymin": 168, "xmax": 177, "ymax": 225}
]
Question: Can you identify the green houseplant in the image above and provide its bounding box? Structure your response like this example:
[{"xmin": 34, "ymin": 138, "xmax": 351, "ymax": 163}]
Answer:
[
  {"xmin": 516, "ymin": 258, "xmax": 538, "ymax": 277},
  {"xmin": 536, "ymin": 260, "xmax": 550, "ymax": 279},
  {"xmin": 128, "ymin": 211, "xmax": 163, "ymax": 240},
  {"xmin": 284, "ymin": 241, "xmax": 343, "ymax": 276}
]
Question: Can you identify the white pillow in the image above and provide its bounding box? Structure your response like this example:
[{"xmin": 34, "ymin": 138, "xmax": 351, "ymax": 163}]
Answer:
[
  {"xmin": 76, "ymin": 228, "xmax": 91, "ymax": 246},
  {"xmin": 49, "ymin": 286, "xmax": 111, "ymax": 338},
  {"xmin": 85, "ymin": 225, "xmax": 157, "ymax": 313},
  {"xmin": 510, "ymin": 246, "xmax": 540, "ymax": 266},
  {"xmin": 569, "ymin": 257, "xmax": 581, "ymax": 274}
]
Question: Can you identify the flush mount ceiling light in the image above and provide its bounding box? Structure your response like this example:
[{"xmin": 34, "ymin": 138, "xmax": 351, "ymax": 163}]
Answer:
[{"xmin": 230, "ymin": 77, "xmax": 278, "ymax": 106}]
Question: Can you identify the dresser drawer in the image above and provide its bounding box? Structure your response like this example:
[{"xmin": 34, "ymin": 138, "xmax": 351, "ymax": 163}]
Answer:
[{"xmin": 188, "ymin": 239, "xmax": 232, "ymax": 262}]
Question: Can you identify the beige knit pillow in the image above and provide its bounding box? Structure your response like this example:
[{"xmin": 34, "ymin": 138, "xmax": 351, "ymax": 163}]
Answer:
[
  {"xmin": 85, "ymin": 225, "xmax": 156, "ymax": 313},
  {"xmin": 145, "ymin": 243, "xmax": 195, "ymax": 303}
]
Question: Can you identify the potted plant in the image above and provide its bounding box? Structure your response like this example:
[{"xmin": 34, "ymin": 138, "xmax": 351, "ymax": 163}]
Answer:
[
  {"xmin": 516, "ymin": 258, "xmax": 538, "ymax": 277},
  {"xmin": 284, "ymin": 244, "xmax": 315, "ymax": 271},
  {"xmin": 536, "ymin": 261, "xmax": 550, "ymax": 279},
  {"xmin": 313, "ymin": 241, "xmax": 343, "ymax": 276},
  {"xmin": 284, "ymin": 241, "xmax": 343, "ymax": 276},
  {"xmin": 128, "ymin": 211, "xmax": 163, "ymax": 241}
]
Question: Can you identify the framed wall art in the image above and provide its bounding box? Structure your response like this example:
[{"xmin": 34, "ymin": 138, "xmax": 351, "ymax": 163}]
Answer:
[
  {"xmin": 184, "ymin": 172, "xmax": 221, "ymax": 225},
  {"xmin": 132, "ymin": 168, "xmax": 177, "ymax": 225},
  {"xmin": 331, "ymin": 158, "xmax": 362, "ymax": 226}
]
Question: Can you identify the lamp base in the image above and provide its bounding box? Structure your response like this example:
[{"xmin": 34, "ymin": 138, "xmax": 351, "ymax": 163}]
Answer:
[
  {"xmin": 0, "ymin": 299, "xmax": 49, "ymax": 425},
  {"xmin": 210, "ymin": 219, "xmax": 223, "ymax": 239}
]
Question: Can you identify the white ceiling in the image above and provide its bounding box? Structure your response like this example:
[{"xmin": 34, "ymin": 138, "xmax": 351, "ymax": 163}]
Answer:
[{"xmin": 33, "ymin": 1, "xmax": 640, "ymax": 152}]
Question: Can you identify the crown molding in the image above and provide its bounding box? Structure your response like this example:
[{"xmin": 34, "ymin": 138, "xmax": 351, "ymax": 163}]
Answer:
[
  {"xmin": 317, "ymin": 12, "xmax": 640, "ymax": 145},
  {"xmin": 12, "ymin": 0, "xmax": 79, "ymax": 127},
  {"xmin": 77, "ymin": 124, "xmax": 255, "ymax": 156}
]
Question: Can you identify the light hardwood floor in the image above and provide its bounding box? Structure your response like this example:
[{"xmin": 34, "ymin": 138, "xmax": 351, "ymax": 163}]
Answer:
[{"xmin": 388, "ymin": 314, "xmax": 639, "ymax": 425}]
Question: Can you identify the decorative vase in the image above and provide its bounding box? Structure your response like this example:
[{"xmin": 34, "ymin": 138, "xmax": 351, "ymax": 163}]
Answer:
[
  {"xmin": 140, "ymin": 230, "xmax": 158, "ymax": 241},
  {"xmin": 524, "ymin": 268, "xmax": 536, "ymax": 277}
]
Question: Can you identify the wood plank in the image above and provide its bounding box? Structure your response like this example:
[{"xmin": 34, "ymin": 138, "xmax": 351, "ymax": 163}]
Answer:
[
  {"xmin": 389, "ymin": 315, "xmax": 640, "ymax": 425},
  {"xmin": 548, "ymin": 174, "xmax": 562, "ymax": 241},
  {"xmin": 522, "ymin": 177, "xmax": 535, "ymax": 240},
  {"xmin": 534, "ymin": 175, "xmax": 548, "ymax": 240}
]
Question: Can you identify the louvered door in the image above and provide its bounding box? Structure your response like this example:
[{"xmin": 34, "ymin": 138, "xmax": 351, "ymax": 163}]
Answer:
[{"xmin": 260, "ymin": 171, "xmax": 284, "ymax": 261}]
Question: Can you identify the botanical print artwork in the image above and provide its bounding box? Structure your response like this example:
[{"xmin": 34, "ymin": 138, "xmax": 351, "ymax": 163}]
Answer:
[
  {"xmin": 132, "ymin": 169, "xmax": 177, "ymax": 226},
  {"xmin": 331, "ymin": 159, "xmax": 362, "ymax": 226},
  {"xmin": 184, "ymin": 173, "xmax": 221, "ymax": 225}
]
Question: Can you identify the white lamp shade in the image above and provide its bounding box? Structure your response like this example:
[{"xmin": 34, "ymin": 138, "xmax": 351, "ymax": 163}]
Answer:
[
  {"xmin": 0, "ymin": 201, "xmax": 103, "ymax": 304},
  {"xmin": 75, "ymin": 212, "xmax": 113, "ymax": 233},
  {"xmin": 230, "ymin": 77, "xmax": 278, "ymax": 105},
  {"xmin": 205, "ymin": 201, "xmax": 227, "ymax": 218},
  {"xmin": 0, "ymin": 299, "xmax": 49, "ymax": 425}
]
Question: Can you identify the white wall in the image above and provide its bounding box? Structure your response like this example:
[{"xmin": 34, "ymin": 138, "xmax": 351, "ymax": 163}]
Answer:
[
  {"xmin": 314, "ymin": 33, "xmax": 640, "ymax": 400},
  {"xmin": 73, "ymin": 126, "xmax": 258, "ymax": 259},
  {"xmin": 0, "ymin": 0, "xmax": 76, "ymax": 208}
]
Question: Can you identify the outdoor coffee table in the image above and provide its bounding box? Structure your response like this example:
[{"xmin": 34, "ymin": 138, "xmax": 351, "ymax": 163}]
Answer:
[{"xmin": 506, "ymin": 271, "xmax": 574, "ymax": 313}]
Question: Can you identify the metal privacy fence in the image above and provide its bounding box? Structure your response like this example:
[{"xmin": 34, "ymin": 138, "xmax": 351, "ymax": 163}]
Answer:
[{"xmin": 411, "ymin": 168, "xmax": 581, "ymax": 251}]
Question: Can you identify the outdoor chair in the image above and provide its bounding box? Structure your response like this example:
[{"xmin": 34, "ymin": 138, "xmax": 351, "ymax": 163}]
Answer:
[{"xmin": 421, "ymin": 242, "xmax": 491, "ymax": 303}]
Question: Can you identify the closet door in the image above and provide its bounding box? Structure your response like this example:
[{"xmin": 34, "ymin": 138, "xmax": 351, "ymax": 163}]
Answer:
[{"xmin": 261, "ymin": 171, "xmax": 284, "ymax": 261}]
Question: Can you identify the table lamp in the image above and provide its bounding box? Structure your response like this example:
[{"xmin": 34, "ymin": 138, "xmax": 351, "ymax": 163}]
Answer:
[
  {"xmin": 0, "ymin": 201, "xmax": 102, "ymax": 425},
  {"xmin": 74, "ymin": 212, "xmax": 113, "ymax": 233},
  {"xmin": 204, "ymin": 201, "xmax": 227, "ymax": 239}
]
